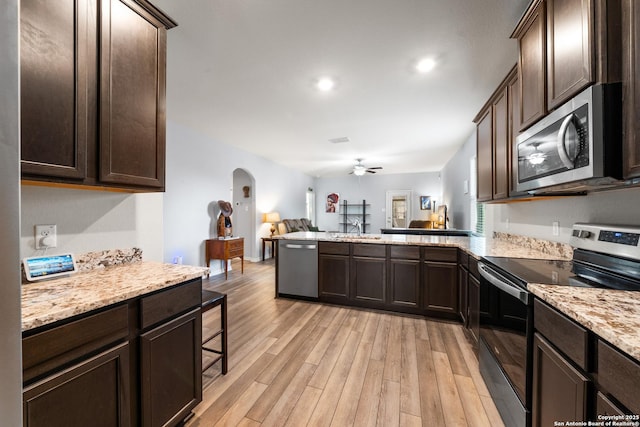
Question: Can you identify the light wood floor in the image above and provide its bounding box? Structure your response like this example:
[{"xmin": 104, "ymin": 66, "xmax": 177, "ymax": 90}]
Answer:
[{"xmin": 190, "ymin": 259, "xmax": 504, "ymax": 427}]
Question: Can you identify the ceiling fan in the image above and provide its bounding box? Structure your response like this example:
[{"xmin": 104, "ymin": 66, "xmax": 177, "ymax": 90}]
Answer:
[{"xmin": 350, "ymin": 159, "xmax": 383, "ymax": 176}]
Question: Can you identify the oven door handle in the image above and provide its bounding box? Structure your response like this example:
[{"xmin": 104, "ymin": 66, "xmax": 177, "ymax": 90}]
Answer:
[{"xmin": 478, "ymin": 263, "xmax": 530, "ymax": 304}]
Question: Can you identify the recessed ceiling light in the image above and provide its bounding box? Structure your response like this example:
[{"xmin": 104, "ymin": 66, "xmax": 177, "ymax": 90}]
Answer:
[
  {"xmin": 316, "ymin": 77, "xmax": 335, "ymax": 92},
  {"xmin": 416, "ymin": 58, "xmax": 436, "ymax": 73}
]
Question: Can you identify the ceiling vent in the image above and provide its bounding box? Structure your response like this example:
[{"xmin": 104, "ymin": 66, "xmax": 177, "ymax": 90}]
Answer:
[{"xmin": 328, "ymin": 137, "xmax": 350, "ymax": 144}]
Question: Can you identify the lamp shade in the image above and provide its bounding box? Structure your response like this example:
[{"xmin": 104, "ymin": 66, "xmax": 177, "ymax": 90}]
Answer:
[{"xmin": 264, "ymin": 212, "xmax": 281, "ymax": 223}]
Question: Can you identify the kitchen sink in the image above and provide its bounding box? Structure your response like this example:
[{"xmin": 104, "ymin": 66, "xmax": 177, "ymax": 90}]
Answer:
[{"xmin": 329, "ymin": 233, "xmax": 382, "ymax": 240}]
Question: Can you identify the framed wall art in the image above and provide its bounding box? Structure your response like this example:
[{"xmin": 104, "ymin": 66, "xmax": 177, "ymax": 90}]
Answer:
[{"xmin": 420, "ymin": 196, "xmax": 431, "ymax": 210}]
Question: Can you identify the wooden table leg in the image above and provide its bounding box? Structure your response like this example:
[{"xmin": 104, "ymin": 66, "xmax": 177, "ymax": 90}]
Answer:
[
  {"xmin": 224, "ymin": 259, "xmax": 228, "ymax": 280},
  {"xmin": 262, "ymin": 239, "xmax": 266, "ymax": 261},
  {"xmin": 241, "ymin": 256, "xmax": 244, "ymax": 274}
]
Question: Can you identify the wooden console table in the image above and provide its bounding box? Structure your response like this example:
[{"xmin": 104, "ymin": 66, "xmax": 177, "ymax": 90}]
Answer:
[{"xmin": 205, "ymin": 237, "xmax": 244, "ymax": 279}]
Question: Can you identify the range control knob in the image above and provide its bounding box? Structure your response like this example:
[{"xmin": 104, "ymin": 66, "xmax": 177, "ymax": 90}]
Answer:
[{"xmin": 572, "ymin": 229, "xmax": 592, "ymax": 239}]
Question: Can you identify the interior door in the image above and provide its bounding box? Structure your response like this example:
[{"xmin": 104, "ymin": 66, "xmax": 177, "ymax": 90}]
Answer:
[{"xmin": 385, "ymin": 190, "xmax": 412, "ymax": 228}]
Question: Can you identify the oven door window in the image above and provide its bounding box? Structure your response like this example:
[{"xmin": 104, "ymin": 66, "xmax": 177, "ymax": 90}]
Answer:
[
  {"xmin": 518, "ymin": 104, "xmax": 589, "ymax": 183},
  {"xmin": 480, "ymin": 282, "xmax": 530, "ymax": 405}
]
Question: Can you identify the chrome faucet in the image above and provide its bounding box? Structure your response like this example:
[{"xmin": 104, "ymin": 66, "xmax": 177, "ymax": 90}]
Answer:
[{"xmin": 352, "ymin": 218, "xmax": 362, "ymax": 236}]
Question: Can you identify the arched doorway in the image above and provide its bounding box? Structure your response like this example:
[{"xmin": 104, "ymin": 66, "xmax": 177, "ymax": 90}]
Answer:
[{"xmin": 232, "ymin": 169, "xmax": 256, "ymax": 260}]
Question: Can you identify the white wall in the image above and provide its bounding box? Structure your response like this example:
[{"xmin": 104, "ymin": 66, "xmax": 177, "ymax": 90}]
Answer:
[
  {"xmin": 163, "ymin": 121, "xmax": 314, "ymax": 267},
  {"xmin": 0, "ymin": 0, "xmax": 23, "ymax": 423},
  {"xmin": 314, "ymin": 172, "xmax": 442, "ymax": 233},
  {"xmin": 20, "ymin": 186, "xmax": 164, "ymax": 261},
  {"xmin": 441, "ymin": 131, "xmax": 475, "ymax": 230},
  {"xmin": 489, "ymin": 185, "xmax": 640, "ymax": 242}
]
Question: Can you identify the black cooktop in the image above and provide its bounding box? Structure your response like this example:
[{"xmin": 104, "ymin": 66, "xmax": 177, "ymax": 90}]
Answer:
[
  {"xmin": 482, "ymin": 257, "xmax": 577, "ymax": 287},
  {"xmin": 482, "ymin": 252, "xmax": 640, "ymax": 291}
]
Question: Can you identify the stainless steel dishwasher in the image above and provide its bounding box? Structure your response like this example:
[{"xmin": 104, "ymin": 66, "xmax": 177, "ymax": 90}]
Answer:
[{"xmin": 277, "ymin": 239, "xmax": 318, "ymax": 298}]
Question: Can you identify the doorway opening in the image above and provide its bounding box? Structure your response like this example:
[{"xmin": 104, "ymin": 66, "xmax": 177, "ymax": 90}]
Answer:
[
  {"xmin": 385, "ymin": 190, "xmax": 412, "ymax": 228},
  {"xmin": 232, "ymin": 168, "xmax": 256, "ymax": 259}
]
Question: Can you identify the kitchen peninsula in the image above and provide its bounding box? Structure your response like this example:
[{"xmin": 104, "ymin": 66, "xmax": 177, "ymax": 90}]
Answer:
[
  {"xmin": 275, "ymin": 231, "xmax": 640, "ymax": 366},
  {"xmin": 21, "ymin": 252, "xmax": 208, "ymax": 427},
  {"xmin": 275, "ymin": 231, "xmax": 570, "ymax": 320}
]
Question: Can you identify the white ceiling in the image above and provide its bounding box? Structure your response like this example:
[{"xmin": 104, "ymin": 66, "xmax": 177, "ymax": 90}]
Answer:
[{"xmin": 153, "ymin": 0, "xmax": 529, "ymax": 177}]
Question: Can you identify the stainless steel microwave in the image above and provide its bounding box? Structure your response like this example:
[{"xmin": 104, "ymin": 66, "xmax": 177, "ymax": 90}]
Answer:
[{"xmin": 515, "ymin": 84, "xmax": 622, "ymax": 193}]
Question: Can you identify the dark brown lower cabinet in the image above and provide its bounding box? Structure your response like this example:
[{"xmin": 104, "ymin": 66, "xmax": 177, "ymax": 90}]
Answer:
[
  {"xmin": 458, "ymin": 265, "xmax": 468, "ymax": 326},
  {"xmin": 319, "ymin": 254, "xmax": 350, "ymax": 301},
  {"xmin": 23, "ymin": 342, "xmax": 130, "ymax": 427},
  {"xmin": 532, "ymin": 333, "xmax": 590, "ymax": 427},
  {"xmin": 351, "ymin": 256, "xmax": 386, "ymax": 304},
  {"xmin": 597, "ymin": 339, "xmax": 640, "ymax": 415},
  {"xmin": 22, "ymin": 278, "xmax": 202, "ymax": 427},
  {"xmin": 467, "ymin": 273, "xmax": 480, "ymax": 345},
  {"xmin": 388, "ymin": 258, "xmax": 420, "ymax": 308},
  {"xmin": 596, "ymin": 392, "xmax": 626, "ymax": 416},
  {"xmin": 140, "ymin": 308, "xmax": 202, "ymax": 427},
  {"xmin": 423, "ymin": 260, "xmax": 458, "ymax": 317}
]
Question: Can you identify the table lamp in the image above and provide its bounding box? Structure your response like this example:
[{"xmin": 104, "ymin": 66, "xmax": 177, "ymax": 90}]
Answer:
[{"xmin": 264, "ymin": 212, "xmax": 281, "ymax": 237}]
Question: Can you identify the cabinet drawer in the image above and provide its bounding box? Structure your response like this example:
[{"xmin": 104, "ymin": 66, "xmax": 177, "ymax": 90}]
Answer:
[
  {"xmin": 390, "ymin": 245, "xmax": 419, "ymax": 260},
  {"xmin": 353, "ymin": 243, "xmax": 386, "ymax": 258},
  {"xmin": 228, "ymin": 239, "xmax": 243, "ymax": 251},
  {"xmin": 457, "ymin": 249, "xmax": 469, "ymax": 268},
  {"xmin": 598, "ymin": 340, "xmax": 640, "ymax": 414},
  {"xmin": 140, "ymin": 279, "xmax": 201, "ymax": 330},
  {"xmin": 23, "ymin": 304, "xmax": 129, "ymax": 384},
  {"xmin": 534, "ymin": 299, "xmax": 589, "ymax": 370},
  {"xmin": 227, "ymin": 246, "xmax": 243, "ymax": 257},
  {"xmin": 424, "ymin": 247, "xmax": 457, "ymax": 262},
  {"xmin": 319, "ymin": 241, "xmax": 350, "ymax": 255}
]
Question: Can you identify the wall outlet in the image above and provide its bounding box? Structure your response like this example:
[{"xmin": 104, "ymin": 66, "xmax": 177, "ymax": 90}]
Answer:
[
  {"xmin": 552, "ymin": 221, "xmax": 559, "ymax": 236},
  {"xmin": 35, "ymin": 224, "xmax": 57, "ymax": 249}
]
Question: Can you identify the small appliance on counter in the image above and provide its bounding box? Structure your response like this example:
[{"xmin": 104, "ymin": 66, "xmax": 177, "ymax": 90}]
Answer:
[
  {"xmin": 477, "ymin": 223, "xmax": 640, "ymax": 427},
  {"xmin": 23, "ymin": 253, "xmax": 78, "ymax": 282}
]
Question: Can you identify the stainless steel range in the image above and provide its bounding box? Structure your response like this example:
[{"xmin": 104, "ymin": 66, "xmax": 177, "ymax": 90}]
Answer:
[{"xmin": 477, "ymin": 223, "xmax": 640, "ymax": 427}]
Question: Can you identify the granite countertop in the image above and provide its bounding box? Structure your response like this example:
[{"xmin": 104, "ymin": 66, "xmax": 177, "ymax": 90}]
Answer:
[
  {"xmin": 22, "ymin": 261, "xmax": 208, "ymax": 332},
  {"xmin": 274, "ymin": 231, "xmax": 573, "ymax": 260},
  {"xmin": 529, "ymin": 284, "xmax": 640, "ymax": 363}
]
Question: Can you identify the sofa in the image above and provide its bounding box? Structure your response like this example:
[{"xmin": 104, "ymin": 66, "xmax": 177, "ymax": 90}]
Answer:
[{"xmin": 277, "ymin": 218, "xmax": 320, "ymax": 234}]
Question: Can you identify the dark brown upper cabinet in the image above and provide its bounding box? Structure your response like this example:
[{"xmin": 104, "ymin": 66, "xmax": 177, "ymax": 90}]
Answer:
[
  {"xmin": 622, "ymin": 0, "xmax": 640, "ymax": 179},
  {"xmin": 512, "ymin": 0, "xmax": 620, "ymax": 131},
  {"xmin": 476, "ymin": 107, "xmax": 493, "ymax": 202},
  {"xmin": 546, "ymin": 0, "xmax": 594, "ymax": 109},
  {"xmin": 20, "ymin": 0, "xmax": 176, "ymax": 192},
  {"xmin": 20, "ymin": 0, "xmax": 91, "ymax": 179},
  {"xmin": 492, "ymin": 86, "xmax": 509, "ymax": 200},
  {"xmin": 513, "ymin": 0, "xmax": 547, "ymax": 131},
  {"xmin": 474, "ymin": 66, "xmax": 518, "ymax": 202},
  {"xmin": 99, "ymin": 0, "xmax": 170, "ymax": 189},
  {"xmin": 507, "ymin": 70, "xmax": 526, "ymax": 197}
]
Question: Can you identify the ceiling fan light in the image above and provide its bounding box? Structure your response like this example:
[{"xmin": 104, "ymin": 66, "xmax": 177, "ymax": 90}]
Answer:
[{"xmin": 353, "ymin": 168, "xmax": 366, "ymax": 176}]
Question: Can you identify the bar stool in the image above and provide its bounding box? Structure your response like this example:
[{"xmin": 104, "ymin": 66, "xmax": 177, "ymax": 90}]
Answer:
[{"xmin": 201, "ymin": 289, "xmax": 228, "ymax": 374}]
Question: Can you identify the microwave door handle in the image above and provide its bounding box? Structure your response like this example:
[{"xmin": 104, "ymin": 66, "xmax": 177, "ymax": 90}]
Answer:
[{"xmin": 557, "ymin": 114, "xmax": 577, "ymax": 169}]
